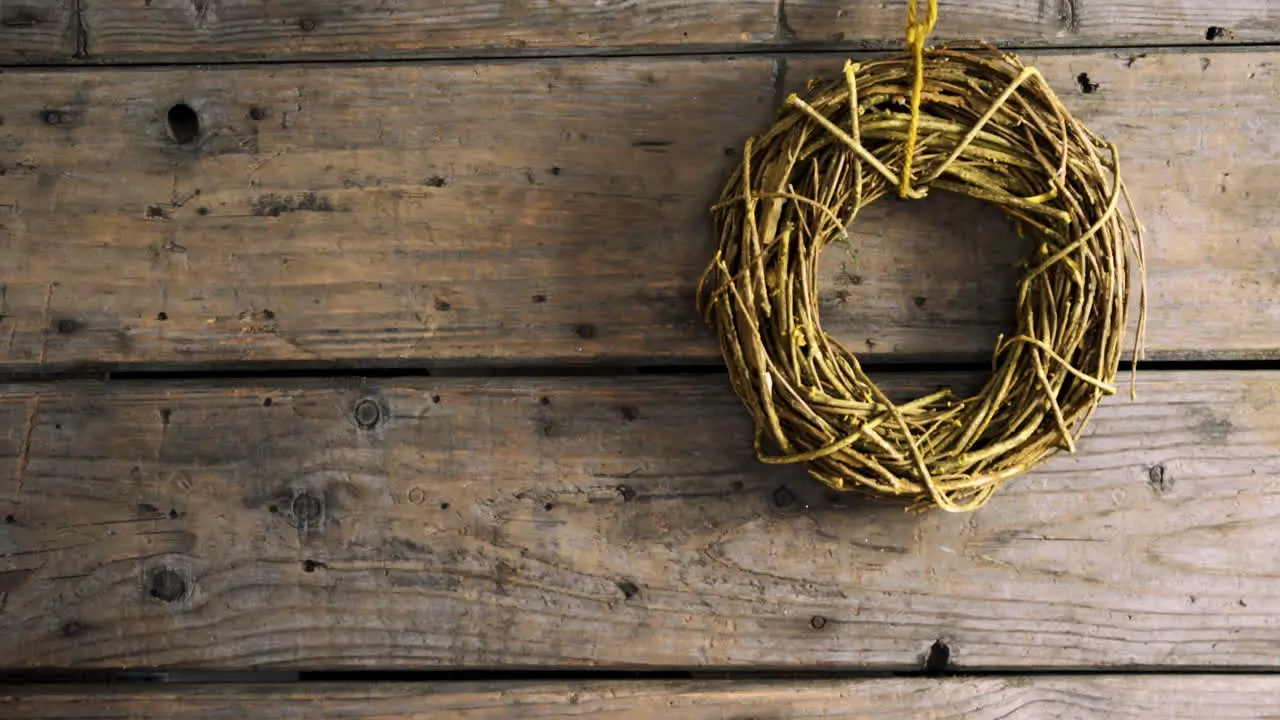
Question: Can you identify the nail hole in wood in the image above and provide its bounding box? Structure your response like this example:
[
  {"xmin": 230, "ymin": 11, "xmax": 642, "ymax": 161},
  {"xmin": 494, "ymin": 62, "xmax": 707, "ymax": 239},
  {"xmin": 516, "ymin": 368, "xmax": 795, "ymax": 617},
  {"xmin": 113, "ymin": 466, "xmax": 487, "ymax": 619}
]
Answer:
[
  {"xmin": 923, "ymin": 639, "xmax": 951, "ymax": 674},
  {"xmin": 616, "ymin": 580, "xmax": 640, "ymax": 600},
  {"xmin": 166, "ymin": 103, "xmax": 200, "ymax": 144},
  {"xmin": 772, "ymin": 485, "xmax": 796, "ymax": 508},
  {"xmin": 1148, "ymin": 463, "xmax": 1173, "ymax": 494}
]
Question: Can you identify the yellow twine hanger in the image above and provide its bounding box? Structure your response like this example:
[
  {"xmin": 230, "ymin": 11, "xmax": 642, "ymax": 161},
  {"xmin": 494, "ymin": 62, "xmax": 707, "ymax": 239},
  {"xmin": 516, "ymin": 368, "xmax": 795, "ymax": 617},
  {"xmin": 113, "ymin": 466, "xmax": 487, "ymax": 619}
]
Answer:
[{"xmin": 901, "ymin": 0, "xmax": 939, "ymax": 198}]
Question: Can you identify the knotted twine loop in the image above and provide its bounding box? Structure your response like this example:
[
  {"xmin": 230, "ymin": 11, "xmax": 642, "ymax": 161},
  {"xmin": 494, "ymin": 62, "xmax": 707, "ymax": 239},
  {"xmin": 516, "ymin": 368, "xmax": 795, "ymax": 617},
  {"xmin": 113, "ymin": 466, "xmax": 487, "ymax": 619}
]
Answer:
[
  {"xmin": 696, "ymin": 2, "xmax": 1147, "ymax": 512},
  {"xmin": 900, "ymin": 0, "xmax": 938, "ymax": 199}
]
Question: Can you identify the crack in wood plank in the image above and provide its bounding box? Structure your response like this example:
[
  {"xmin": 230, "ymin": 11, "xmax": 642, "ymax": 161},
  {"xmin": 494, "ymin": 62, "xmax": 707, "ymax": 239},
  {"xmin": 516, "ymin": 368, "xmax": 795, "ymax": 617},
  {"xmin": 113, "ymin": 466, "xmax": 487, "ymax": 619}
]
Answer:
[
  {"xmin": 1059, "ymin": 0, "xmax": 1081, "ymax": 33},
  {"xmin": 70, "ymin": 0, "xmax": 88, "ymax": 58},
  {"xmin": 36, "ymin": 282, "xmax": 55, "ymax": 365},
  {"xmin": 14, "ymin": 395, "xmax": 40, "ymax": 497},
  {"xmin": 775, "ymin": 0, "xmax": 797, "ymax": 42}
]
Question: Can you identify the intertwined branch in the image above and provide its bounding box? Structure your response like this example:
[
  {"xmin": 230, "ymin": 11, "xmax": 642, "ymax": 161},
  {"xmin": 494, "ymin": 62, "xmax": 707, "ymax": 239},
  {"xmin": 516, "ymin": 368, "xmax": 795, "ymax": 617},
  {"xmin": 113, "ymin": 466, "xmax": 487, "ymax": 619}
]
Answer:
[{"xmin": 698, "ymin": 46, "xmax": 1147, "ymax": 512}]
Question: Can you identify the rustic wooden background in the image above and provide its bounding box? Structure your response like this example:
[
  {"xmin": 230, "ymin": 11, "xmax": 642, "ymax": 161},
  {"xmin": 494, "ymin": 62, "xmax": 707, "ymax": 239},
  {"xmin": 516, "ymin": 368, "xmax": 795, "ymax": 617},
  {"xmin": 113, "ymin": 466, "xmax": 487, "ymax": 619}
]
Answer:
[{"xmin": 2, "ymin": 1, "xmax": 1279, "ymax": 717}]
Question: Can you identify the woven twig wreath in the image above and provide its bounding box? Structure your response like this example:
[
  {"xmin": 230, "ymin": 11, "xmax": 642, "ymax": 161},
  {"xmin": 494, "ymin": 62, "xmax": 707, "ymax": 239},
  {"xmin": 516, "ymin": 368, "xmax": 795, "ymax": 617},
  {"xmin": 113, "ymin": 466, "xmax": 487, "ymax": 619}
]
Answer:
[{"xmin": 698, "ymin": 45, "xmax": 1147, "ymax": 512}]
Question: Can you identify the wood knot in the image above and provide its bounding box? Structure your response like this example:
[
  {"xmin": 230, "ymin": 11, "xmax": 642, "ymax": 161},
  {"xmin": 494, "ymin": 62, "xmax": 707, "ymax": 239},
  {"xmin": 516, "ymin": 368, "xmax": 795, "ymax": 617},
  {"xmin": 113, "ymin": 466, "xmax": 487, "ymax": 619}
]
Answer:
[
  {"xmin": 353, "ymin": 398, "xmax": 382, "ymax": 429},
  {"xmin": 148, "ymin": 569, "xmax": 186, "ymax": 603},
  {"xmin": 291, "ymin": 493, "xmax": 323, "ymax": 525}
]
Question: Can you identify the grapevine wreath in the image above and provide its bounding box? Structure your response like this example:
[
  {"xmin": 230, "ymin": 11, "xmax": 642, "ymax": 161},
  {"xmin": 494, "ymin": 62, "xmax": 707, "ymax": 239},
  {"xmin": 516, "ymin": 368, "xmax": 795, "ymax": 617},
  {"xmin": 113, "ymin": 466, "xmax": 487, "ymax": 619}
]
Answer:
[{"xmin": 698, "ymin": 1, "xmax": 1147, "ymax": 512}]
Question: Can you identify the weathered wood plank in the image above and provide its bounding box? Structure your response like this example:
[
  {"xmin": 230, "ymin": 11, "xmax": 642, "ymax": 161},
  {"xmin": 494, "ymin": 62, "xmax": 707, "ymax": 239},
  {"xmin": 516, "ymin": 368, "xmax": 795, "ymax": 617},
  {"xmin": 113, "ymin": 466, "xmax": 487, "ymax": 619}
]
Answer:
[
  {"xmin": 788, "ymin": 1, "xmax": 1280, "ymax": 50},
  {"xmin": 7, "ymin": 676, "xmax": 1280, "ymax": 718},
  {"xmin": 0, "ymin": 50, "xmax": 1276, "ymax": 369},
  {"xmin": 1, "ymin": 370, "xmax": 1277, "ymax": 668},
  {"xmin": 0, "ymin": 1, "xmax": 75, "ymax": 63},
  {"xmin": 70, "ymin": 0, "xmax": 781, "ymax": 64},
  {"xmin": 3, "ymin": 1, "xmax": 1276, "ymax": 64}
]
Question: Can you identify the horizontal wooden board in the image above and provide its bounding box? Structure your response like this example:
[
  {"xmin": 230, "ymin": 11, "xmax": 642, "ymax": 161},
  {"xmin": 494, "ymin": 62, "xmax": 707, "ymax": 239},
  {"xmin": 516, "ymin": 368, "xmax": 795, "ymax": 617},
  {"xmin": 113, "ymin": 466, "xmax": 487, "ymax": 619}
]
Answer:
[
  {"xmin": 0, "ymin": 1, "xmax": 75, "ymax": 63},
  {"xmin": 0, "ymin": 50, "xmax": 1276, "ymax": 370},
  {"xmin": 7, "ymin": 676, "xmax": 1280, "ymax": 718},
  {"xmin": 1, "ymin": 1, "xmax": 1276, "ymax": 64},
  {"xmin": 786, "ymin": 1, "xmax": 1280, "ymax": 50},
  {"xmin": 1, "ymin": 370, "xmax": 1278, "ymax": 669}
]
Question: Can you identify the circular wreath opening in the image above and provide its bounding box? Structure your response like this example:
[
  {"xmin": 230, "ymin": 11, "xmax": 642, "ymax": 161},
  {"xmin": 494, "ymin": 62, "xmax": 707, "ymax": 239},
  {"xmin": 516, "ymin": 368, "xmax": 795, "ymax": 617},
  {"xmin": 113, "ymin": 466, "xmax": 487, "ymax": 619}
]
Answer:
[{"xmin": 698, "ymin": 47, "xmax": 1146, "ymax": 512}]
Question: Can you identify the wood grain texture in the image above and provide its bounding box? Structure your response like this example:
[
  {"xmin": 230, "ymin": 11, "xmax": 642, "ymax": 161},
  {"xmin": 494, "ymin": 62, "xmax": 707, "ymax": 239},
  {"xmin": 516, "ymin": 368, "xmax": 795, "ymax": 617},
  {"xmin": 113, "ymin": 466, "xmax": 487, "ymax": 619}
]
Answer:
[
  {"xmin": 73, "ymin": 0, "xmax": 777, "ymax": 64},
  {"xmin": 0, "ymin": 50, "xmax": 1277, "ymax": 369},
  {"xmin": 787, "ymin": 0, "xmax": 1280, "ymax": 50},
  {"xmin": 8, "ymin": 676, "xmax": 1280, "ymax": 718},
  {"xmin": 2, "ymin": 1, "xmax": 1276, "ymax": 64},
  {"xmin": 0, "ymin": 1, "xmax": 75, "ymax": 63},
  {"xmin": 1, "ymin": 370, "xmax": 1278, "ymax": 669}
]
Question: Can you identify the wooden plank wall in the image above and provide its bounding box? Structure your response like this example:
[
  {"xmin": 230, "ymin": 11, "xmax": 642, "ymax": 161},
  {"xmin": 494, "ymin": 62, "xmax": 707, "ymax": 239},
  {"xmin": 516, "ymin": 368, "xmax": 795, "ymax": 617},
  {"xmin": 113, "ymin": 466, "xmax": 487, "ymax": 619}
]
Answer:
[{"xmin": 3, "ymin": 0, "xmax": 1280, "ymax": 716}]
